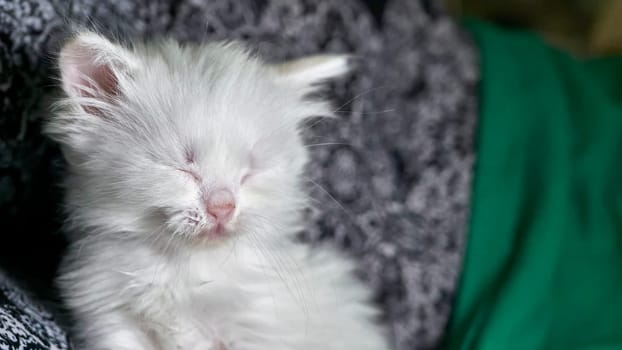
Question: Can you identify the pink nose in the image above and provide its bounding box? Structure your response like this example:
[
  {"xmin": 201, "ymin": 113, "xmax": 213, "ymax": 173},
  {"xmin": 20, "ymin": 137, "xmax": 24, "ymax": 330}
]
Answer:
[{"xmin": 206, "ymin": 189, "xmax": 235, "ymax": 222}]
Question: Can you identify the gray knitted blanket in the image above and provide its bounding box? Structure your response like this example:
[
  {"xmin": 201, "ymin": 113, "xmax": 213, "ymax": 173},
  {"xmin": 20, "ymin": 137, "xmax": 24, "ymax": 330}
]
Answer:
[{"xmin": 0, "ymin": 1, "xmax": 478, "ymax": 349}]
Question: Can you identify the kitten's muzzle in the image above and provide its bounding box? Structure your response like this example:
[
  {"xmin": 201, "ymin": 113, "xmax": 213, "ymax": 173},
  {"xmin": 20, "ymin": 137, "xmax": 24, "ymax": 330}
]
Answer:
[{"xmin": 205, "ymin": 188, "xmax": 235, "ymax": 224}]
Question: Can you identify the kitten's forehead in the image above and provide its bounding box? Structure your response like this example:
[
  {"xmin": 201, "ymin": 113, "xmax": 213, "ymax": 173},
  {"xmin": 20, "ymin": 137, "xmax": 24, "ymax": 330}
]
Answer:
[
  {"xmin": 143, "ymin": 43, "xmax": 278, "ymax": 98},
  {"xmin": 131, "ymin": 45, "xmax": 297, "ymax": 140}
]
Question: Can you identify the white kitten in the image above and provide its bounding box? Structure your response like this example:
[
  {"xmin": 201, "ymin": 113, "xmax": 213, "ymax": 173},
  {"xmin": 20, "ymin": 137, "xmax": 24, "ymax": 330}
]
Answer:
[{"xmin": 47, "ymin": 31, "xmax": 389, "ymax": 350}]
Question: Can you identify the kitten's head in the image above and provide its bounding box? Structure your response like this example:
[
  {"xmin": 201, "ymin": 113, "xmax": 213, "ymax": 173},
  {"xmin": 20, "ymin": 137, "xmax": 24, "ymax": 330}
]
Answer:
[{"xmin": 47, "ymin": 32, "xmax": 349, "ymax": 247}]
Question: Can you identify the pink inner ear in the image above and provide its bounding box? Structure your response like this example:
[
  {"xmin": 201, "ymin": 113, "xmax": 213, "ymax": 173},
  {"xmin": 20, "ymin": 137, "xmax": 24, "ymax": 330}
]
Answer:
[
  {"xmin": 64, "ymin": 58, "xmax": 119, "ymax": 100},
  {"xmin": 78, "ymin": 63, "xmax": 119, "ymax": 98},
  {"xmin": 60, "ymin": 41, "xmax": 121, "ymax": 116}
]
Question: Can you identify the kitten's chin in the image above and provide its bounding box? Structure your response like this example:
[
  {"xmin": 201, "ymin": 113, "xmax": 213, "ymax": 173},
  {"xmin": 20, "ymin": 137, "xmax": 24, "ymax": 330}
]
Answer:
[{"xmin": 194, "ymin": 224, "xmax": 233, "ymax": 244}]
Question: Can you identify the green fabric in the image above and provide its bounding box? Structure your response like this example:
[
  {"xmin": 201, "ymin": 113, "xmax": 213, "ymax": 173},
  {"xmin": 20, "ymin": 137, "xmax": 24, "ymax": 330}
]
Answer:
[{"xmin": 445, "ymin": 20, "xmax": 622, "ymax": 350}]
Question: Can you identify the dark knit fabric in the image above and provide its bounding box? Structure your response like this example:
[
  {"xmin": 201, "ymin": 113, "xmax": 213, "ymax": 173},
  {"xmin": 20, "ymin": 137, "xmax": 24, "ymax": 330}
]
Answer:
[
  {"xmin": 0, "ymin": 272, "xmax": 71, "ymax": 350},
  {"xmin": 0, "ymin": 1, "xmax": 478, "ymax": 349}
]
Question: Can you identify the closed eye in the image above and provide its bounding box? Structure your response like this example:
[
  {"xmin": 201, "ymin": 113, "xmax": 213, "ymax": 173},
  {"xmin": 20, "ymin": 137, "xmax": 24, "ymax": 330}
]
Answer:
[
  {"xmin": 241, "ymin": 171, "xmax": 252, "ymax": 184},
  {"xmin": 184, "ymin": 147, "xmax": 195, "ymax": 164},
  {"xmin": 241, "ymin": 153, "xmax": 259, "ymax": 185},
  {"xmin": 177, "ymin": 168, "xmax": 201, "ymax": 183}
]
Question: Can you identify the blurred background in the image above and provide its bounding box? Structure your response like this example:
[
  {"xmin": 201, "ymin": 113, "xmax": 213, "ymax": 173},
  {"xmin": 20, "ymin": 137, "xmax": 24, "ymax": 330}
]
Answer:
[{"xmin": 445, "ymin": 0, "xmax": 622, "ymax": 55}]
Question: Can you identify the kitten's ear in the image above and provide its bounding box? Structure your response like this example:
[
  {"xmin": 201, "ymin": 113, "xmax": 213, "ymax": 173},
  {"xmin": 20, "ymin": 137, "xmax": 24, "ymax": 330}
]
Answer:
[
  {"xmin": 272, "ymin": 54, "xmax": 352, "ymax": 90},
  {"xmin": 272, "ymin": 55, "xmax": 352, "ymax": 118},
  {"xmin": 59, "ymin": 32, "xmax": 137, "ymax": 115}
]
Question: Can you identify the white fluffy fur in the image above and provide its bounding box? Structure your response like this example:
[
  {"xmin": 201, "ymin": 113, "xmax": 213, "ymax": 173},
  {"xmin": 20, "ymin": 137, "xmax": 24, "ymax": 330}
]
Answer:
[{"xmin": 47, "ymin": 32, "xmax": 389, "ymax": 350}]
